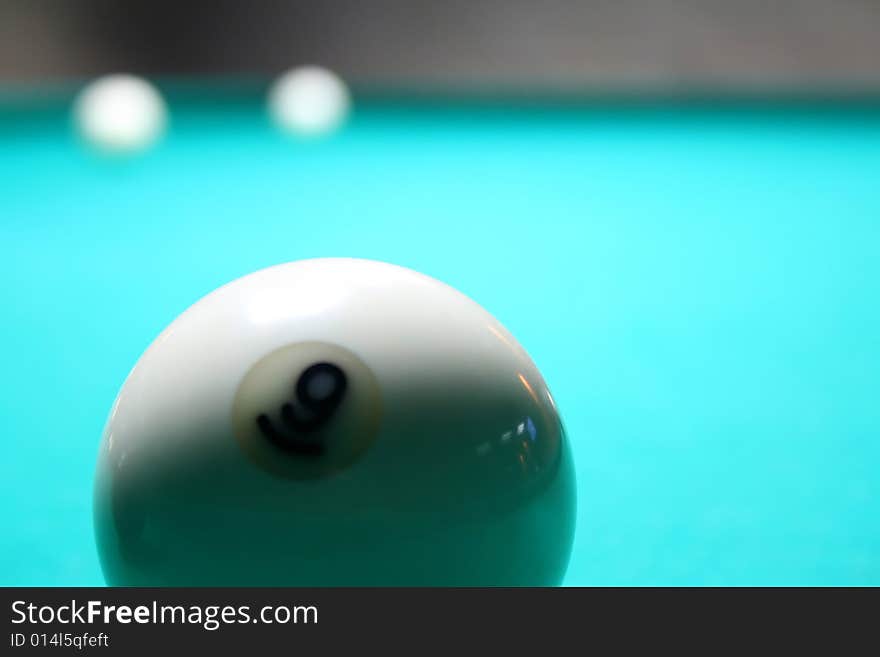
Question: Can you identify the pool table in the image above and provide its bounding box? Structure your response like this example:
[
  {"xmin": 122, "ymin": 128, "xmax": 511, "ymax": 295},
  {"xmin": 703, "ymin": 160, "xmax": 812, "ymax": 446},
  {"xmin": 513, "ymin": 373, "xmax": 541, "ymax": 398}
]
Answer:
[{"xmin": 2, "ymin": 86, "xmax": 879, "ymax": 586}]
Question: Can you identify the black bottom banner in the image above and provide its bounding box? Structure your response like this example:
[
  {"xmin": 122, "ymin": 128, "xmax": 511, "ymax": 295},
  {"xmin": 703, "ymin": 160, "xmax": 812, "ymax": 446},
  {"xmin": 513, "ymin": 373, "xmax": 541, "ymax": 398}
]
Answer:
[{"xmin": 1, "ymin": 587, "xmax": 873, "ymax": 654}]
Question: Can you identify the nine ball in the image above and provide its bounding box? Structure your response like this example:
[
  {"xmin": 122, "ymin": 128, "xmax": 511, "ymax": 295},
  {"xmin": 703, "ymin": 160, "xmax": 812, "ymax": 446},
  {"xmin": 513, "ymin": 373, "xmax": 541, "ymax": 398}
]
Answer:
[{"xmin": 94, "ymin": 258, "xmax": 576, "ymax": 585}]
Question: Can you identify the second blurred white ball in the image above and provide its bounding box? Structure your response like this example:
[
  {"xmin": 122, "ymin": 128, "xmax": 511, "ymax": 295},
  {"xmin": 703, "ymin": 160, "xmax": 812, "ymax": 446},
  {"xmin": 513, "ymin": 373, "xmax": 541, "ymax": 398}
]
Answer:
[
  {"xmin": 268, "ymin": 66, "xmax": 350, "ymax": 138},
  {"xmin": 74, "ymin": 74, "xmax": 167, "ymax": 154}
]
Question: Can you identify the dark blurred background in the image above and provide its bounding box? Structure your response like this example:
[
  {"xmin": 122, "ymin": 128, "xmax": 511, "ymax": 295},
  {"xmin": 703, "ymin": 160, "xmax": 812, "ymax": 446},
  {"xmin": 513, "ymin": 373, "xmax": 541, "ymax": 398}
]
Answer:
[{"xmin": 2, "ymin": 0, "xmax": 880, "ymax": 92}]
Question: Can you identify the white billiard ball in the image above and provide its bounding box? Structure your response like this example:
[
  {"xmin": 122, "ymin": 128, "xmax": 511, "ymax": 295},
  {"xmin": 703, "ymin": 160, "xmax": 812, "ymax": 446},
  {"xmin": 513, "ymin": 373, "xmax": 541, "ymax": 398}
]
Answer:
[
  {"xmin": 267, "ymin": 66, "xmax": 351, "ymax": 138},
  {"xmin": 73, "ymin": 74, "xmax": 167, "ymax": 154},
  {"xmin": 94, "ymin": 259, "xmax": 575, "ymax": 586}
]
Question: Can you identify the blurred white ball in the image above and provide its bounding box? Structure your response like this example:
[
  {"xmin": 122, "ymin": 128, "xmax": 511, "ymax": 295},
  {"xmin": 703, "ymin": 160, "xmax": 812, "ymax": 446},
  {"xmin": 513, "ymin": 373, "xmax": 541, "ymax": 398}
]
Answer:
[
  {"xmin": 268, "ymin": 66, "xmax": 351, "ymax": 138},
  {"xmin": 74, "ymin": 74, "xmax": 167, "ymax": 154}
]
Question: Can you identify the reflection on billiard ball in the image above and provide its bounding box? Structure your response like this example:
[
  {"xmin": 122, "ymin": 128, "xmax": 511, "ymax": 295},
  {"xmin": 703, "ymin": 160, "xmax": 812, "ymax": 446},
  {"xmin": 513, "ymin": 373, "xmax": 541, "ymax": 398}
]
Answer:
[
  {"xmin": 267, "ymin": 66, "xmax": 351, "ymax": 138},
  {"xmin": 94, "ymin": 258, "xmax": 576, "ymax": 586},
  {"xmin": 73, "ymin": 74, "xmax": 167, "ymax": 155}
]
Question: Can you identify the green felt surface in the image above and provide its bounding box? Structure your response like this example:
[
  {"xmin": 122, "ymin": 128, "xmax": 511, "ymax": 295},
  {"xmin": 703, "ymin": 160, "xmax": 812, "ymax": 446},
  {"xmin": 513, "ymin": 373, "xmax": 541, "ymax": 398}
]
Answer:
[{"xmin": 2, "ymin": 94, "xmax": 879, "ymax": 585}]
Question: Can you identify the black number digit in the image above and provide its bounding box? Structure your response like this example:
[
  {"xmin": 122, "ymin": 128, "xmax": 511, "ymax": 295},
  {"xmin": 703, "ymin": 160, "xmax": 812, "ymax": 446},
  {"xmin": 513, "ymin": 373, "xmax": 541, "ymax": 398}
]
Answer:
[{"xmin": 255, "ymin": 362, "xmax": 348, "ymax": 457}]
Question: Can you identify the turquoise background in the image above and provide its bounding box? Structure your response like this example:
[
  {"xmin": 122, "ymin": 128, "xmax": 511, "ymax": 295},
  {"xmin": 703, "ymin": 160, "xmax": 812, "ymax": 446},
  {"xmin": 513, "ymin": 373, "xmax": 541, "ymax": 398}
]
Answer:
[{"xmin": 1, "ymin": 93, "xmax": 879, "ymax": 585}]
